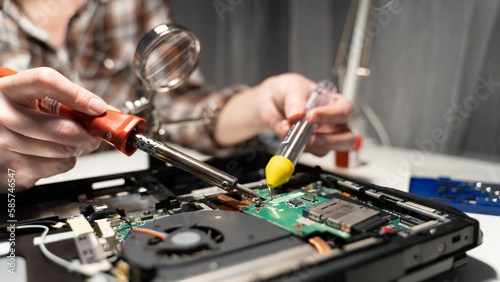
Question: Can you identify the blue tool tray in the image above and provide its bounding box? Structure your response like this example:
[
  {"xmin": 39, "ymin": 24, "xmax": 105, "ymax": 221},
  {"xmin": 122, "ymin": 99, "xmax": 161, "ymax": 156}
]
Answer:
[{"xmin": 410, "ymin": 177, "xmax": 500, "ymax": 216}]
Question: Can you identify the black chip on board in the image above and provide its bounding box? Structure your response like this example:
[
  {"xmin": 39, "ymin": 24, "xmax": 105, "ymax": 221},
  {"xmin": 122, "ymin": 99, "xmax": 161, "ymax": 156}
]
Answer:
[{"xmin": 287, "ymin": 199, "xmax": 304, "ymax": 208}]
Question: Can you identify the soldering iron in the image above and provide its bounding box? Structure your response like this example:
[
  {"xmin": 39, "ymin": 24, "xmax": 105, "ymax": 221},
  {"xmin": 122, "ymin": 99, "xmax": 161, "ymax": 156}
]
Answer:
[{"xmin": 0, "ymin": 24, "xmax": 261, "ymax": 199}]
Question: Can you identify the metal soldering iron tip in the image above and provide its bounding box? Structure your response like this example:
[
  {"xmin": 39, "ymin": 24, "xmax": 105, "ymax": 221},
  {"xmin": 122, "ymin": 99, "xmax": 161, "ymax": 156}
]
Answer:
[{"xmin": 235, "ymin": 183, "xmax": 263, "ymax": 200}]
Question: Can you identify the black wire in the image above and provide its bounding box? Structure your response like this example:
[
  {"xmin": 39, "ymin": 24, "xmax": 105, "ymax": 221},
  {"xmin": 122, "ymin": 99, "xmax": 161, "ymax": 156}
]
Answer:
[
  {"xmin": 116, "ymin": 217, "xmax": 133, "ymax": 232},
  {"xmin": 88, "ymin": 208, "xmax": 120, "ymax": 224},
  {"xmin": 120, "ymin": 218, "xmax": 132, "ymax": 228}
]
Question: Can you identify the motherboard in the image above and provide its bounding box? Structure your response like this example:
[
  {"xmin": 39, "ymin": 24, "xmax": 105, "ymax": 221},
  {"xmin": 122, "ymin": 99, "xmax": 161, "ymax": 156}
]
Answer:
[{"xmin": 0, "ymin": 155, "xmax": 482, "ymax": 282}]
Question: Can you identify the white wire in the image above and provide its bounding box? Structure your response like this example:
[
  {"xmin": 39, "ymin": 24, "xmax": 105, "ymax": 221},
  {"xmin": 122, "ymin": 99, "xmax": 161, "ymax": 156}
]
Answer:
[
  {"xmin": 371, "ymin": 0, "xmax": 397, "ymax": 11},
  {"xmin": 16, "ymin": 225, "xmax": 94, "ymax": 276},
  {"xmin": 358, "ymin": 97, "xmax": 392, "ymax": 147}
]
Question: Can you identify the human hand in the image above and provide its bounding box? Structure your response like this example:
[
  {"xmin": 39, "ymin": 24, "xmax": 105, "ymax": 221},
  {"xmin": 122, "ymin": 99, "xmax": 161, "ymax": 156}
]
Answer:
[
  {"xmin": 0, "ymin": 67, "xmax": 107, "ymax": 192},
  {"xmin": 256, "ymin": 73, "xmax": 356, "ymax": 157}
]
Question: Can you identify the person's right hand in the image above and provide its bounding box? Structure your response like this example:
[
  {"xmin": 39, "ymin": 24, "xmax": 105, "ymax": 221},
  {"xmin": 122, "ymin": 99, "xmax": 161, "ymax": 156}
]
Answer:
[{"xmin": 0, "ymin": 67, "xmax": 108, "ymax": 193}]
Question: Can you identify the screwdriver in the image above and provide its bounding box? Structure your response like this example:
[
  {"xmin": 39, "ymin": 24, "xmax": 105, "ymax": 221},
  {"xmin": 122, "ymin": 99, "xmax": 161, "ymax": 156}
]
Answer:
[
  {"xmin": 0, "ymin": 68, "xmax": 261, "ymax": 199},
  {"xmin": 265, "ymin": 80, "xmax": 336, "ymax": 189}
]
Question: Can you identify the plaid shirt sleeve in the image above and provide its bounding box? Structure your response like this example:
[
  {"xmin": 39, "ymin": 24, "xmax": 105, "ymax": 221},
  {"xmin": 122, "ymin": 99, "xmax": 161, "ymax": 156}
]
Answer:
[{"xmin": 0, "ymin": 0, "xmax": 246, "ymax": 156}]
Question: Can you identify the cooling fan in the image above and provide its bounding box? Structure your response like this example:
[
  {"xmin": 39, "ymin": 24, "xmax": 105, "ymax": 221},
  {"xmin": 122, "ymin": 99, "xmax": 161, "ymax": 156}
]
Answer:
[
  {"xmin": 158, "ymin": 224, "xmax": 224, "ymax": 257},
  {"xmin": 121, "ymin": 210, "xmax": 304, "ymax": 281}
]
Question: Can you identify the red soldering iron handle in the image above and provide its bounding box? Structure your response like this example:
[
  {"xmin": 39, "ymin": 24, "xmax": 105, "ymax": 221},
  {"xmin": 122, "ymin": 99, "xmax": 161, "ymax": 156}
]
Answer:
[
  {"xmin": 0, "ymin": 68, "xmax": 17, "ymax": 76},
  {"xmin": 0, "ymin": 68, "xmax": 146, "ymax": 156},
  {"xmin": 58, "ymin": 105, "xmax": 146, "ymax": 156}
]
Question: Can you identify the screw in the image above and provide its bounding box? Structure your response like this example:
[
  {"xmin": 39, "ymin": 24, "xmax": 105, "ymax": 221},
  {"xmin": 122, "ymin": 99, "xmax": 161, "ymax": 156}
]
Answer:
[
  {"xmin": 438, "ymin": 243, "xmax": 445, "ymax": 253},
  {"xmin": 105, "ymin": 131, "xmax": 112, "ymax": 139}
]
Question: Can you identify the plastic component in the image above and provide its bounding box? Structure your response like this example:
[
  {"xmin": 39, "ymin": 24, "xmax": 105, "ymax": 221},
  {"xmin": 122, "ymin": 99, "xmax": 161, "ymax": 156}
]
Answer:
[
  {"xmin": 265, "ymin": 155, "xmax": 295, "ymax": 189},
  {"xmin": 58, "ymin": 105, "xmax": 145, "ymax": 156},
  {"xmin": 410, "ymin": 176, "xmax": 500, "ymax": 216},
  {"xmin": 0, "ymin": 68, "xmax": 18, "ymax": 77},
  {"xmin": 335, "ymin": 135, "xmax": 363, "ymax": 168}
]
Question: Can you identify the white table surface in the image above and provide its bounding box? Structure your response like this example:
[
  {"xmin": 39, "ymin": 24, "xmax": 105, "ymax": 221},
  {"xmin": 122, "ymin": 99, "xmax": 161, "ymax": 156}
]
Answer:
[{"xmin": 36, "ymin": 141, "xmax": 500, "ymax": 281}]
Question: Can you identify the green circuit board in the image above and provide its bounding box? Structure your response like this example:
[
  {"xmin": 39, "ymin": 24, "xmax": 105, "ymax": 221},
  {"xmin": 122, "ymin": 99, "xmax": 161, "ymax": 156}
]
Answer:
[
  {"xmin": 114, "ymin": 218, "xmax": 158, "ymax": 242},
  {"xmin": 244, "ymin": 190, "xmax": 351, "ymax": 239}
]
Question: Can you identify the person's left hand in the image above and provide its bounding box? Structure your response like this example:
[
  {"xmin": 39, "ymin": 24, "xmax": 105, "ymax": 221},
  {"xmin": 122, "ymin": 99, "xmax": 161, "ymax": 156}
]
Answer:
[
  {"xmin": 256, "ymin": 73, "xmax": 356, "ymax": 156},
  {"xmin": 215, "ymin": 73, "xmax": 356, "ymax": 156}
]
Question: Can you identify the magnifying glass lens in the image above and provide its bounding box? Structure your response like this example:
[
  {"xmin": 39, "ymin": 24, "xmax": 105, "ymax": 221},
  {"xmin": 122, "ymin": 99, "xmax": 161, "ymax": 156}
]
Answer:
[{"xmin": 135, "ymin": 24, "xmax": 201, "ymax": 92}]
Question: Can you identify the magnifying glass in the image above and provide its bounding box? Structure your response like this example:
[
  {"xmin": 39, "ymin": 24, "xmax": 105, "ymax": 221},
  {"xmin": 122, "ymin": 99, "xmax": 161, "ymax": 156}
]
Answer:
[
  {"xmin": 131, "ymin": 23, "xmax": 212, "ymax": 130},
  {"xmin": 134, "ymin": 23, "xmax": 201, "ymax": 92},
  {"xmin": 131, "ymin": 23, "xmax": 261, "ymax": 199}
]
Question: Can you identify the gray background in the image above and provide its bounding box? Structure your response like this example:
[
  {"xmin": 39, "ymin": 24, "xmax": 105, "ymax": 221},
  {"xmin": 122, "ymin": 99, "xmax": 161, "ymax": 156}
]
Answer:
[{"xmin": 170, "ymin": 0, "xmax": 500, "ymax": 162}]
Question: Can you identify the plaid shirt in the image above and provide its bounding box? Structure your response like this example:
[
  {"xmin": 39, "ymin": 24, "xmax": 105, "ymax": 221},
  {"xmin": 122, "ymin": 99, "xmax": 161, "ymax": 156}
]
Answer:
[{"xmin": 0, "ymin": 0, "xmax": 245, "ymax": 155}]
